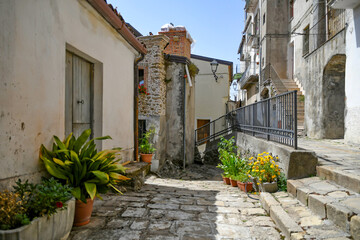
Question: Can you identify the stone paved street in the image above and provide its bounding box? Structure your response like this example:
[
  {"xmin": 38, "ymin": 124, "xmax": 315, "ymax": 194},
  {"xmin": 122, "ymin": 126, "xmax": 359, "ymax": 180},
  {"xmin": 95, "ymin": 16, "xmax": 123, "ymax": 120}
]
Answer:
[{"xmin": 69, "ymin": 166, "xmax": 281, "ymax": 240}]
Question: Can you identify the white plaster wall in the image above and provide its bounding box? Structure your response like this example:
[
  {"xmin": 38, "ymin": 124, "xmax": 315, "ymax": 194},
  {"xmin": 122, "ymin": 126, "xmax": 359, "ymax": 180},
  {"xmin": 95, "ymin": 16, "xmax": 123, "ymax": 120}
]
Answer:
[
  {"xmin": 0, "ymin": 0, "xmax": 138, "ymax": 184},
  {"xmin": 345, "ymin": 6, "xmax": 360, "ymax": 145},
  {"xmin": 192, "ymin": 58, "xmax": 231, "ymax": 126}
]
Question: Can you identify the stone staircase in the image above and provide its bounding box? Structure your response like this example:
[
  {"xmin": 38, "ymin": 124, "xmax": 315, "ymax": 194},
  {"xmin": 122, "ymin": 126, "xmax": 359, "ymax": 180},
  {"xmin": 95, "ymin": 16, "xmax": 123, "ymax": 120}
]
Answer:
[
  {"xmin": 260, "ymin": 139, "xmax": 360, "ymax": 239},
  {"xmin": 262, "ymin": 64, "xmax": 305, "ymax": 135},
  {"xmin": 281, "ymin": 79, "xmax": 305, "ymax": 135},
  {"xmin": 261, "ymin": 176, "xmax": 360, "ymax": 239}
]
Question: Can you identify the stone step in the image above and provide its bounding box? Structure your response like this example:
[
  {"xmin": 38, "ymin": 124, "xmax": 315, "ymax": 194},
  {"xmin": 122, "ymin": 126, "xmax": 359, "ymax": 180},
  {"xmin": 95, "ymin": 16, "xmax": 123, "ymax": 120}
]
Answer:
[
  {"xmin": 287, "ymin": 177, "xmax": 360, "ymax": 239},
  {"xmin": 317, "ymin": 165, "xmax": 360, "ymax": 194},
  {"xmin": 120, "ymin": 161, "xmax": 151, "ymax": 191},
  {"xmin": 260, "ymin": 191, "xmax": 352, "ymax": 239}
]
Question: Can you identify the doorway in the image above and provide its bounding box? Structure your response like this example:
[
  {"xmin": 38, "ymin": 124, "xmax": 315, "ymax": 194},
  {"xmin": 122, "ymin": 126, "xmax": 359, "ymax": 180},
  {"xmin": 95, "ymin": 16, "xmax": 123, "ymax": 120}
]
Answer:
[
  {"xmin": 322, "ymin": 54, "xmax": 346, "ymax": 139},
  {"xmin": 197, "ymin": 119, "xmax": 210, "ymax": 144},
  {"xmin": 65, "ymin": 51, "xmax": 94, "ymax": 138}
]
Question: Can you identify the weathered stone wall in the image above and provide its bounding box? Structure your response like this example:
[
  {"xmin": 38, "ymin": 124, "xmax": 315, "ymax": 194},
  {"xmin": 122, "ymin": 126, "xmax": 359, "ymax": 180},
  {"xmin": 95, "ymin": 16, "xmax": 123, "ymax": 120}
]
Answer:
[
  {"xmin": 138, "ymin": 35, "xmax": 169, "ymax": 117},
  {"xmin": 137, "ymin": 35, "xmax": 169, "ymax": 161},
  {"xmin": 263, "ymin": 0, "xmax": 289, "ymax": 79},
  {"xmin": 304, "ymin": 31, "xmax": 345, "ymax": 139},
  {"xmin": 236, "ymin": 132, "xmax": 318, "ymax": 179},
  {"xmin": 165, "ymin": 59, "xmax": 195, "ymax": 167}
]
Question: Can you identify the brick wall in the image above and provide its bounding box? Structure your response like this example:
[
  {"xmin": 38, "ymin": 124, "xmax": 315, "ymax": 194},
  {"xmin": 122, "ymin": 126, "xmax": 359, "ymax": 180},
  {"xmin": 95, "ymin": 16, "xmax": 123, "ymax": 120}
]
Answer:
[{"xmin": 159, "ymin": 30, "xmax": 192, "ymax": 60}]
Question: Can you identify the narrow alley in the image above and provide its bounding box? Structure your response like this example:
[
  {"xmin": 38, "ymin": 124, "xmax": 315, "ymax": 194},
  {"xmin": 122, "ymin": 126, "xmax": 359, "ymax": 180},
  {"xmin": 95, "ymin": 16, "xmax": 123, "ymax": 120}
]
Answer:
[{"xmin": 69, "ymin": 165, "xmax": 280, "ymax": 240}]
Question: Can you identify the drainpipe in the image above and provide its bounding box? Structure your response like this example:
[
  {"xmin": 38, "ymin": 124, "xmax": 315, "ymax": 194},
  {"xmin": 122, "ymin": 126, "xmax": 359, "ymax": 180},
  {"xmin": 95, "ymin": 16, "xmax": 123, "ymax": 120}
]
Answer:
[
  {"xmin": 134, "ymin": 53, "xmax": 145, "ymax": 162},
  {"xmin": 183, "ymin": 64, "xmax": 192, "ymax": 170}
]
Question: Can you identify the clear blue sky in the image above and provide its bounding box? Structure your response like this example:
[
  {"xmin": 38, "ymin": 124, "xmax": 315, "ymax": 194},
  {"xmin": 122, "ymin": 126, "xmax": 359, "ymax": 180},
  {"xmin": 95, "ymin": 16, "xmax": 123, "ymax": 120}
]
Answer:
[{"xmin": 107, "ymin": 0, "xmax": 245, "ymax": 74}]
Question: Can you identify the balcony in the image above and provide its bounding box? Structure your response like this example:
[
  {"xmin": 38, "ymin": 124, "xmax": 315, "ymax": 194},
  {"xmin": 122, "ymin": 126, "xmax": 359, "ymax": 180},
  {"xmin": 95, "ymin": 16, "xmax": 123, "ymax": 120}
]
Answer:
[{"xmin": 239, "ymin": 62, "xmax": 259, "ymax": 89}]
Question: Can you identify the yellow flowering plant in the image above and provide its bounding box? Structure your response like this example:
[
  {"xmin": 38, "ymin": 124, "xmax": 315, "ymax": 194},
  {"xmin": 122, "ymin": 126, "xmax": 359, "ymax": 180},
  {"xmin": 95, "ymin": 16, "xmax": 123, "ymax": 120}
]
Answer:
[{"xmin": 248, "ymin": 152, "xmax": 281, "ymax": 184}]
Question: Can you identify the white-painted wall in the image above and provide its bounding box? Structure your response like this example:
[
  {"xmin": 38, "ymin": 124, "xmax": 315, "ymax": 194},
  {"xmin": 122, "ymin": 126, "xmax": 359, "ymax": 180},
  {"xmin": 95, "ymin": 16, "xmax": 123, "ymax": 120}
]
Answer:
[
  {"xmin": 192, "ymin": 58, "xmax": 231, "ymax": 127},
  {"xmin": 345, "ymin": 6, "xmax": 360, "ymax": 145},
  {"xmin": 0, "ymin": 0, "xmax": 139, "ymax": 186}
]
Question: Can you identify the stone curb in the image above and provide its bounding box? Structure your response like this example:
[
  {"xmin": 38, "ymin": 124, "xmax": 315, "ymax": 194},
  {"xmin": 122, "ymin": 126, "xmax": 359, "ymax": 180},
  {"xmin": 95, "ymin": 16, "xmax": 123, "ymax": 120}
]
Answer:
[
  {"xmin": 260, "ymin": 193, "xmax": 303, "ymax": 239},
  {"xmin": 317, "ymin": 165, "xmax": 360, "ymax": 193}
]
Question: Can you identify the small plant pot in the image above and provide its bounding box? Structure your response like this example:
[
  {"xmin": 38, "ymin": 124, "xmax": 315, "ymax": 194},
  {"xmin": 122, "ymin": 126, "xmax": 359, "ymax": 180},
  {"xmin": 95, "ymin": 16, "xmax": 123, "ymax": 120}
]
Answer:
[
  {"xmin": 237, "ymin": 181, "xmax": 253, "ymax": 192},
  {"xmin": 259, "ymin": 182, "xmax": 278, "ymax": 193},
  {"xmin": 230, "ymin": 178, "xmax": 238, "ymax": 187},
  {"xmin": 222, "ymin": 176, "xmax": 230, "ymax": 185},
  {"xmin": 74, "ymin": 198, "xmax": 94, "ymax": 227},
  {"xmin": 140, "ymin": 153, "xmax": 153, "ymax": 163}
]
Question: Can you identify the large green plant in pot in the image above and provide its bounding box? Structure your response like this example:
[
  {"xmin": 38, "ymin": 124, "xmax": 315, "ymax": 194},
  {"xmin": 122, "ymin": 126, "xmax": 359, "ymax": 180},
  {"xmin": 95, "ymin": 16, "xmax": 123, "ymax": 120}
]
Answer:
[{"xmin": 39, "ymin": 129, "xmax": 129, "ymax": 203}]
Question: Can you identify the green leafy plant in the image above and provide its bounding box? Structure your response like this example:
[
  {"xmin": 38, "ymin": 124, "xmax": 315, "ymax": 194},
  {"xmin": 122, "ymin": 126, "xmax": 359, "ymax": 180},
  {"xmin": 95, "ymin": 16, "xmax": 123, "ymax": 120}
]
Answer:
[
  {"xmin": 217, "ymin": 137, "xmax": 248, "ymax": 178},
  {"xmin": 0, "ymin": 191, "xmax": 29, "ymax": 230},
  {"xmin": 277, "ymin": 172, "xmax": 287, "ymax": 191},
  {"xmin": 139, "ymin": 128, "xmax": 156, "ymax": 154},
  {"xmin": 188, "ymin": 62, "xmax": 199, "ymax": 78},
  {"xmin": 39, "ymin": 129, "xmax": 129, "ymax": 203},
  {"xmin": 13, "ymin": 178, "xmax": 72, "ymax": 219},
  {"xmin": 230, "ymin": 172, "xmax": 250, "ymax": 182},
  {"xmin": 0, "ymin": 178, "xmax": 72, "ymax": 230}
]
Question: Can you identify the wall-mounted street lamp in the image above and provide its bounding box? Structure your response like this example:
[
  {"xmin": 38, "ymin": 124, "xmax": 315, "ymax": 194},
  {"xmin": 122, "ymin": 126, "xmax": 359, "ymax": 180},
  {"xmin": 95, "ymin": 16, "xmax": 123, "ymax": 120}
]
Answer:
[{"xmin": 210, "ymin": 59, "xmax": 219, "ymax": 82}]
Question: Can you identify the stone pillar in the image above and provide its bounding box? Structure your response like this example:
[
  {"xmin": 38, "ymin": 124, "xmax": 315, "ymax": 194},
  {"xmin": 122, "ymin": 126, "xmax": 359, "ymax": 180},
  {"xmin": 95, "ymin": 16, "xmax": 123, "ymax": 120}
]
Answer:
[
  {"xmin": 164, "ymin": 56, "xmax": 195, "ymax": 166},
  {"xmin": 137, "ymin": 35, "xmax": 169, "ymax": 163}
]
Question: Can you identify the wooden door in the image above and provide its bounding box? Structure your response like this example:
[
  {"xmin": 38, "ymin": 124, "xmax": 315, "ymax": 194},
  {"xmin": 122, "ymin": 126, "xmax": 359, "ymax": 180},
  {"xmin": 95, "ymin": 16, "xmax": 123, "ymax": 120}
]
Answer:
[
  {"xmin": 65, "ymin": 51, "xmax": 93, "ymax": 138},
  {"xmin": 197, "ymin": 119, "xmax": 210, "ymax": 143}
]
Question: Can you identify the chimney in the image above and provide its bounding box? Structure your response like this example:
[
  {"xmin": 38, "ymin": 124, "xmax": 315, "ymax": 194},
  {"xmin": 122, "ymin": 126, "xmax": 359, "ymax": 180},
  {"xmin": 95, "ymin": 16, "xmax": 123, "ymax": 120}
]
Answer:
[{"xmin": 159, "ymin": 25, "xmax": 193, "ymax": 60}]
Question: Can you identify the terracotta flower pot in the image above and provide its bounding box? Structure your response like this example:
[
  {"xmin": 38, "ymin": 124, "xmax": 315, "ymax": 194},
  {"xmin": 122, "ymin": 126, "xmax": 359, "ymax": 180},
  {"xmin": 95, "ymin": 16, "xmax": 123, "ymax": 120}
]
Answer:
[
  {"xmin": 222, "ymin": 176, "xmax": 230, "ymax": 185},
  {"xmin": 230, "ymin": 178, "xmax": 238, "ymax": 187},
  {"xmin": 237, "ymin": 181, "xmax": 253, "ymax": 192},
  {"xmin": 140, "ymin": 153, "xmax": 153, "ymax": 163},
  {"xmin": 73, "ymin": 198, "xmax": 94, "ymax": 227}
]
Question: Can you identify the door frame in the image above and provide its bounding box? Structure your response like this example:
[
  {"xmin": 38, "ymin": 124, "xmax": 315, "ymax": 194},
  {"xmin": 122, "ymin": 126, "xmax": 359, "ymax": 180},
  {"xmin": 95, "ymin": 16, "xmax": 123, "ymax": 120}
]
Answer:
[{"xmin": 65, "ymin": 44, "xmax": 103, "ymax": 146}]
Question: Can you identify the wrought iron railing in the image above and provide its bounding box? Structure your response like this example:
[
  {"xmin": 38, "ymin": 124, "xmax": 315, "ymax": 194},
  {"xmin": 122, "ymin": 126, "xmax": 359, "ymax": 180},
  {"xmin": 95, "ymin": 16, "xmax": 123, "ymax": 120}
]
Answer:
[{"xmin": 195, "ymin": 90, "xmax": 298, "ymax": 149}]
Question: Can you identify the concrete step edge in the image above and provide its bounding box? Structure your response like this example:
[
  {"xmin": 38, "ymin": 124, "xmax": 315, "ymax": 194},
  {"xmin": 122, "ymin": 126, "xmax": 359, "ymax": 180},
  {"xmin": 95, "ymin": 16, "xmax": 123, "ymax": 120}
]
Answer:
[{"xmin": 260, "ymin": 192, "xmax": 303, "ymax": 239}]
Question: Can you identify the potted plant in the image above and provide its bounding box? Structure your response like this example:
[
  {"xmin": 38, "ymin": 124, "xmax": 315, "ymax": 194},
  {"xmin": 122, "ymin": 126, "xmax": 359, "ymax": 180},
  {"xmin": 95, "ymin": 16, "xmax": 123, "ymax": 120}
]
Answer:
[
  {"xmin": 0, "ymin": 178, "xmax": 74, "ymax": 240},
  {"xmin": 39, "ymin": 129, "xmax": 129, "ymax": 226},
  {"xmin": 139, "ymin": 128, "xmax": 156, "ymax": 163},
  {"xmin": 249, "ymin": 152, "xmax": 280, "ymax": 193},
  {"xmin": 234, "ymin": 173, "xmax": 253, "ymax": 192},
  {"xmin": 217, "ymin": 137, "xmax": 238, "ymax": 185}
]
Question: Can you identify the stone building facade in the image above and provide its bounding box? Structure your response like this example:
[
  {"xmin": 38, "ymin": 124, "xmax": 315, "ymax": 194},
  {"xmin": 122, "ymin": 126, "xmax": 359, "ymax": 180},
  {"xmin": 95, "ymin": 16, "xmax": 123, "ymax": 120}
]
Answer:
[
  {"xmin": 237, "ymin": 0, "xmax": 360, "ymax": 144},
  {"xmin": 137, "ymin": 27, "xmax": 195, "ymax": 168}
]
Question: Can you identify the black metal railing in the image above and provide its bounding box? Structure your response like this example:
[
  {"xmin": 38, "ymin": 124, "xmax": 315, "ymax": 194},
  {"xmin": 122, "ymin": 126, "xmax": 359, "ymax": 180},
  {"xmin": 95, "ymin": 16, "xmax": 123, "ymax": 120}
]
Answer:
[{"xmin": 195, "ymin": 91, "xmax": 298, "ymax": 149}]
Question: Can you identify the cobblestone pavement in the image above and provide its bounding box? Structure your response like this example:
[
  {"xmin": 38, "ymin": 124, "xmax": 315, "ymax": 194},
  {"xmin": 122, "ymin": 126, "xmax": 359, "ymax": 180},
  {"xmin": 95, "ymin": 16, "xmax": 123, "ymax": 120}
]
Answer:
[{"xmin": 69, "ymin": 166, "xmax": 281, "ymax": 240}]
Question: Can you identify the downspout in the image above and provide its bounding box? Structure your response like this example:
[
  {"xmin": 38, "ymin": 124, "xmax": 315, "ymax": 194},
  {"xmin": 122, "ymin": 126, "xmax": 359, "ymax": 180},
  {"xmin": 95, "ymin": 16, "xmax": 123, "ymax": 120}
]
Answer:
[
  {"xmin": 183, "ymin": 64, "xmax": 193, "ymax": 170},
  {"xmin": 134, "ymin": 53, "xmax": 145, "ymax": 162}
]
